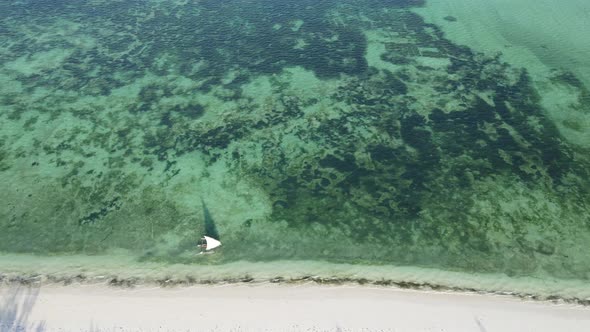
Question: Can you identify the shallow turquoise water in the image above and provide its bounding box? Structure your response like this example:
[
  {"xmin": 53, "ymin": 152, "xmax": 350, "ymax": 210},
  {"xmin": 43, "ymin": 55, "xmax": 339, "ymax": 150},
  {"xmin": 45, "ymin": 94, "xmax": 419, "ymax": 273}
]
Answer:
[{"xmin": 1, "ymin": 0, "xmax": 589, "ymax": 297}]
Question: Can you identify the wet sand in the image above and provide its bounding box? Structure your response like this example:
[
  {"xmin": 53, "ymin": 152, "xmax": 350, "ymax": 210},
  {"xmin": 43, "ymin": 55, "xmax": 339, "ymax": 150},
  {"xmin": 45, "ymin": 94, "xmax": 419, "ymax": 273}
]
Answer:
[{"xmin": 1, "ymin": 284, "xmax": 590, "ymax": 332}]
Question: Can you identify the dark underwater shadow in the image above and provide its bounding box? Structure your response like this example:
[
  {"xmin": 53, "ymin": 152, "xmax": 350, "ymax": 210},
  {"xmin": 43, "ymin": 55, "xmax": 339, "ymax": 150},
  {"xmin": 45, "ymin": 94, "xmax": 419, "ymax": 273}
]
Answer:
[
  {"xmin": 0, "ymin": 285, "xmax": 45, "ymax": 332},
  {"xmin": 202, "ymin": 199, "xmax": 220, "ymax": 240}
]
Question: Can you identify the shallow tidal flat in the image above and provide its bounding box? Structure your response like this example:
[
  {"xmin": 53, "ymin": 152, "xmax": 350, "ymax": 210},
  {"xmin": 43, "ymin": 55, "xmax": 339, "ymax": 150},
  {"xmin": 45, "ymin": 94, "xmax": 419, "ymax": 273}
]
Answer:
[{"xmin": 1, "ymin": 0, "xmax": 589, "ymax": 302}]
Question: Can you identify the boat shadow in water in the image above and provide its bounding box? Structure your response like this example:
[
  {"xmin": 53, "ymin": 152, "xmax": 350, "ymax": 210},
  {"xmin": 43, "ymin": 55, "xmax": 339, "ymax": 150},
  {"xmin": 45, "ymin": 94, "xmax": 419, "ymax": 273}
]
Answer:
[
  {"xmin": 202, "ymin": 199, "xmax": 220, "ymax": 240},
  {"xmin": 138, "ymin": 199, "xmax": 221, "ymax": 262}
]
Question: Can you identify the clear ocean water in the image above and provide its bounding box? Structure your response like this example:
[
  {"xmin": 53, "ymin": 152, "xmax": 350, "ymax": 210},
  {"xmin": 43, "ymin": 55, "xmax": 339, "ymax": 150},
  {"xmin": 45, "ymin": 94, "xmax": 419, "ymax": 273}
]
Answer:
[{"xmin": 1, "ymin": 0, "xmax": 589, "ymax": 300}]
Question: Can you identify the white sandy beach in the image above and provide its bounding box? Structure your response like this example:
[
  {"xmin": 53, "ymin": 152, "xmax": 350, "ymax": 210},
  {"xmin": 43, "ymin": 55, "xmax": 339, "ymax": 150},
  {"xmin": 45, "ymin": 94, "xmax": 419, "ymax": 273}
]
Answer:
[
  {"xmin": 1, "ymin": 283, "xmax": 590, "ymax": 332},
  {"xmin": 2, "ymin": 253, "xmax": 589, "ymax": 331}
]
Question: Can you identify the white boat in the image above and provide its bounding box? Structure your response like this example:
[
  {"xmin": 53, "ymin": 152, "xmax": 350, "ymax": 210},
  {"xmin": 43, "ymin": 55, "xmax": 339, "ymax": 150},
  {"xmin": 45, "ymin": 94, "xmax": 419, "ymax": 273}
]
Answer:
[{"xmin": 199, "ymin": 235, "xmax": 222, "ymax": 253}]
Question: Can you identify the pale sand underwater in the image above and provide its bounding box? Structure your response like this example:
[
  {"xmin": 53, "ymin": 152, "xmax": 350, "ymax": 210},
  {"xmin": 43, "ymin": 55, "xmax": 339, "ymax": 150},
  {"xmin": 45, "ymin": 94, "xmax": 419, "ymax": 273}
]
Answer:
[
  {"xmin": 1, "ymin": 284, "xmax": 590, "ymax": 332},
  {"xmin": 414, "ymin": 0, "xmax": 590, "ymax": 84},
  {"xmin": 414, "ymin": 0, "xmax": 590, "ymax": 147}
]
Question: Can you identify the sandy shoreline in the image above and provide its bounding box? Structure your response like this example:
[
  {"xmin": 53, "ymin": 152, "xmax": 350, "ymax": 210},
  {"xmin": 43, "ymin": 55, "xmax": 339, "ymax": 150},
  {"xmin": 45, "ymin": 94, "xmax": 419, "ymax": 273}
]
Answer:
[
  {"xmin": 1, "ymin": 283, "xmax": 590, "ymax": 332},
  {"xmin": 2, "ymin": 253, "xmax": 590, "ymax": 304}
]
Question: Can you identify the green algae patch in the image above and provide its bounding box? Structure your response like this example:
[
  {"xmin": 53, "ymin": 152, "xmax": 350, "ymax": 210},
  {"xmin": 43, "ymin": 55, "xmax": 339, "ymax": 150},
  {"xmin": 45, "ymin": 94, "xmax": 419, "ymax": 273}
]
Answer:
[{"xmin": 1, "ymin": 0, "xmax": 590, "ymax": 295}]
